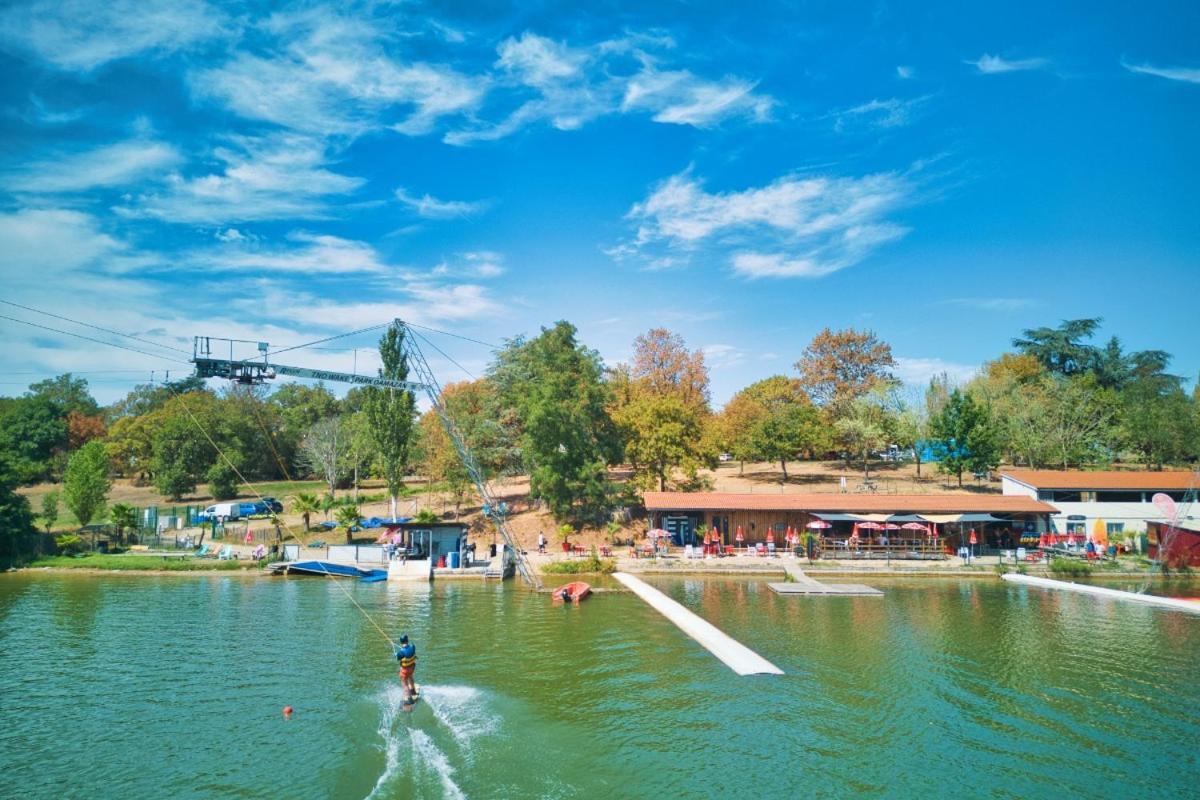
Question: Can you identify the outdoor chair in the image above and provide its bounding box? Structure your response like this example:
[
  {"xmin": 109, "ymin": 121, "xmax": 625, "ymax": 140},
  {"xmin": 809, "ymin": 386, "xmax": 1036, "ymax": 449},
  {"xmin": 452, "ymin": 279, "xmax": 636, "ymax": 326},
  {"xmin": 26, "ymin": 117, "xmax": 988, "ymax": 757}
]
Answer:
[
  {"xmin": 194, "ymin": 544, "xmax": 210, "ymax": 557},
  {"xmin": 217, "ymin": 545, "xmax": 234, "ymax": 560}
]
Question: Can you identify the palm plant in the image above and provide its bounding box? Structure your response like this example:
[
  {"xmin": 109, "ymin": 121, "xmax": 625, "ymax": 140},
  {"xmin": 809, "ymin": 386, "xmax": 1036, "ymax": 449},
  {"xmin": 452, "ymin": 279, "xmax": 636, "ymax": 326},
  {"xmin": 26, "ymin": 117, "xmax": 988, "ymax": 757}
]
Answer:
[
  {"xmin": 334, "ymin": 503, "xmax": 361, "ymax": 544},
  {"xmin": 110, "ymin": 502, "xmax": 139, "ymax": 545},
  {"xmin": 289, "ymin": 492, "xmax": 321, "ymax": 532}
]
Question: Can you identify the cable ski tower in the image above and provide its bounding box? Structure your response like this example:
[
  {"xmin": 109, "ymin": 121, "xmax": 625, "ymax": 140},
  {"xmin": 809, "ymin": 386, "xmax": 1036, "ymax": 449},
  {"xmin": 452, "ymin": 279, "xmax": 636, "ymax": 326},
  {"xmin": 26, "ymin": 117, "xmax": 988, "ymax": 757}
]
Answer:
[{"xmin": 191, "ymin": 321, "xmax": 541, "ymax": 589}]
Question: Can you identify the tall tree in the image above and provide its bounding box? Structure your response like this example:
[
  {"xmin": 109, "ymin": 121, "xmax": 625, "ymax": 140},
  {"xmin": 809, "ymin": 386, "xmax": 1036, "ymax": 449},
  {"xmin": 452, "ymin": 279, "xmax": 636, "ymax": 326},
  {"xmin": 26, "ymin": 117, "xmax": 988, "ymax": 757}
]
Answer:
[
  {"xmin": 928, "ymin": 390, "xmax": 999, "ymax": 487},
  {"xmin": 629, "ymin": 328, "xmax": 711, "ymax": 411},
  {"xmin": 0, "ymin": 454, "xmax": 39, "ymax": 567},
  {"xmin": 710, "ymin": 391, "xmax": 768, "ymax": 473},
  {"xmin": 491, "ymin": 322, "xmax": 620, "ymax": 526},
  {"xmin": 364, "ymin": 325, "xmax": 417, "ymax": 519},
  {"xmin": 150, "ymin": 399, "xmax": 217, "ymax": 501},
  {"xmin": 834, "ymin": 391, "xmax": 891, "ymax": 478},
  {"xmin": 614, "ymin": 394, "xmax": 710, "ymax": 491},
  {"xmin": 0, "ymin": 395, "xmax": 67, "ymax": 483},
  {"xmin": 63, "ymin": 441, "xmax": 112, "ymax": 529},
  {"xmin": 1012, "ymin": 318, "xmax": 1101, "ymax": 376},
  {"xmin": 300, "ymin": 416, "xmax": 350, "ymax": 500},
  {"xmin": 795, "ymin": 327, "xmax": 896, "ymax": 412},
  {"xmin": 1120, "ymin": 375, "xmax": 1198, "ymax": 468},
  {"xmin": 735, "ymin": 376, "xmax": 827, "ymax": 480}
]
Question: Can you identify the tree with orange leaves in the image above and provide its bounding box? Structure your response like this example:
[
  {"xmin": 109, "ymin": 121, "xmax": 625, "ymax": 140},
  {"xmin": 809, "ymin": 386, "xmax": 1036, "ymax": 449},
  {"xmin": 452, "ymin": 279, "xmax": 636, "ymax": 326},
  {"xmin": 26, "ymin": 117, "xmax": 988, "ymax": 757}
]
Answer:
[
  {"xmin": 630, "ymin": 328, "xmax": 710, "ymax": 412},
  {"xmin": 795, "ymin": 327, "xmax": 896, "ymax": 412}
]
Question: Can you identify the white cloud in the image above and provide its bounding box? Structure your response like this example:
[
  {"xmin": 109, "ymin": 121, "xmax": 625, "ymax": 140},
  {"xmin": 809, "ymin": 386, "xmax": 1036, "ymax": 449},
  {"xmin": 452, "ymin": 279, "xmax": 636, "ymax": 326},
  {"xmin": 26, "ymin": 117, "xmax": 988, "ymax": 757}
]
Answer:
[
  {"xmin": 0, "ymin": 0, "xmax": 227, "ymax": 71},
  {"xmin": 5, "ymin": 138, "xmax": 181, "ymax": 193},
  {"xmin": 832, "ymin": 96, "xmax": 930, "ymax": 131},
  {"xmin": 0, "ymin": 207, "xmax": 152, "ymax": 276},
  {"xmin": 966, "ymin": 54, "xmax": 1048, "ymax": 74},
  {"xmin": 620, "ymin": 169, "xmax": 911, "ymax": 278},
  {"xmin": 191, "ymin": 8, "xmax": 482, "ymax": 139},
  {"xmin": 1122, "ymin": 61, "xmax": 1200, "ymax": 84},
  {"xmin": 894, "ymin": 357, "xmax": 978, "ymax": 387},
  {"xmin": 191, "ymin": 232, "xmax": 391, "ymax": 274},
  {"xmin": 896, "ymin": 65, "xmax": 914, "ymax": 79},
  {"xmin": 700, "ymin": 343, "xmax": 747, "ymax": 369},
  {"xmin": 622, "ymin": 66, "xmax": 773, "ymax": 126},
  {"xmin": 446, "ymin": 32, "xmax": 772, "ymax": 144},
  {"xmin": 433, "ymin": 251, "xmax": 505, "ymax": 279},
  {"xmin": 120, "ymin": 134, "xmax": 363, "ymax": 224},
  {"xmin": 394, "ymin": 188, "xmax": 488, "ymax": 219}
]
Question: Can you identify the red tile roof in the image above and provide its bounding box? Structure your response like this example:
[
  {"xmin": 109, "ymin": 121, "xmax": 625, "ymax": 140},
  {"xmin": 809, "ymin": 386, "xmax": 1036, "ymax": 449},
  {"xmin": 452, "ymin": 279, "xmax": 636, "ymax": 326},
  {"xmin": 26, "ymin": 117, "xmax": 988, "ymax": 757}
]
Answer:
[
  {"xmin": 1001, "ymin": 470, "xmax": 1199, "ymax": 491},
  {"xmin": 642, "ymin": 491, "xmax": 1057, "ymax": 514}
]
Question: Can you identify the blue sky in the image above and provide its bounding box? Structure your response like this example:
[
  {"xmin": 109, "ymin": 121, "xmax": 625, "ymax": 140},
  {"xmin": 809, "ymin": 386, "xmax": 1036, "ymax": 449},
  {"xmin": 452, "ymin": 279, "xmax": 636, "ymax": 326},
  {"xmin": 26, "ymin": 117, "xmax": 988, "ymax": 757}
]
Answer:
[{"xmin": 1, "ymin": 0, "xmax": 1197, "ymax": 405}]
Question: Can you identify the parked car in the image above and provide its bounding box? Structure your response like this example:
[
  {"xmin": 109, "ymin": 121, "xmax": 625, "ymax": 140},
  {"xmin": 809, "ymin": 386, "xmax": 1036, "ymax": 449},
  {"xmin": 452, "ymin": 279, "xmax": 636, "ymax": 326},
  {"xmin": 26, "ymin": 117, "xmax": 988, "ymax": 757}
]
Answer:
[
  {"xmin": 260, "ymin": 497, "xmax": 284, "ymax": 514},
  {"xmin": 197, "ymin": 502, "xmax": 241, "ymax": 522},
  {"xmin": 240, "ymin": 501, "xmax": 271, "ymax": 517},
  {"xmin": 718, "ymin": 453, "xmax": 733, "ymax": 462}
]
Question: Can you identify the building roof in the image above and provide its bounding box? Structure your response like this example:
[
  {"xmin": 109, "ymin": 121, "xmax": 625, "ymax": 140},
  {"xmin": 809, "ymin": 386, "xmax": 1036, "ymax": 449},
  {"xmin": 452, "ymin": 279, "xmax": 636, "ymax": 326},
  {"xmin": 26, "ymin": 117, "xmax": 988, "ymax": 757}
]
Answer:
[
  {"xmin": 1001, "ymin": 470, "xmax": 1199, "ymax": 491},
  {"xmin": 642, "ymin": 491, "xmax": 1057, "ymax": 514}
]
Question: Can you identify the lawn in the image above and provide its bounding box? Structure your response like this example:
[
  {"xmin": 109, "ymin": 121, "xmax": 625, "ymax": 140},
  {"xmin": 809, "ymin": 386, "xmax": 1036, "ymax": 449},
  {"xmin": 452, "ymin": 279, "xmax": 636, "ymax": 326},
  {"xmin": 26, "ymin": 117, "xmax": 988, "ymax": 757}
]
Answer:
[{"xmin": 28, "ymin": 554, "xmax": 263, "ymax": 571}]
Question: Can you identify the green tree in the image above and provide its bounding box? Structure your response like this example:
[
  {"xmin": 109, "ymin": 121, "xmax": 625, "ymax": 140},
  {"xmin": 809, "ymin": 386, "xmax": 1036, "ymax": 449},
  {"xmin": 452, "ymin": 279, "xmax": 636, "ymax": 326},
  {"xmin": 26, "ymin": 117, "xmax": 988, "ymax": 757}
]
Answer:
[
  {"xmin": 1012, "ymin": 318, "xmax": 1102, "ymax": 376},
  {"xmin": 1120, "ymin": 375, "xmax": 1198, "ymax": 468},
  {"xmin": 751, "ymin": 402, "xmax": 826, "ymax": 481},
  {"xmin": 299, "ymin": 415, "xmax": 349, "ymax": 500},
  {"xmin": 0, "ymin": 395, "xmax": 67, "ymax": 483},
  {"xmin": 364, "ymin": 325, "xmax": 417, "ymax": 519},
  {"xmin": 491, "ymin": 322, "xmax": 621, "ymax": 526},
  {"xmin": 0, "ymin": 454, "xmax": 39, "ymax": 567},
  {"xmin": 40, "ymin": 490, "xmax": 60, "ymax": 533},
  {"xmin": 288, "ymin": 492, "xmax": 321, "ymax": 532},
  {"xmin": 614, "ymin": 394, "xmax": 709, "ymax": 491},
  {"xmin": 928, "ymin": 390, "xmax": 999, "ymax": 487},
  {"xmin": 335, "ymin": 502, "xmax": 361, "ymax": 544},
  {"xmin": 207, "ymin": 462, "xmax": 239, "ymax": 500},
  {"xmin": 110, "ymin": 502, "xmax": 139, "ymax": 545},
  {"xmin": 63, "ymin": 441, "xmax": 112, "ymax": 528},
  {"xmin": 834, "ymin": 392, "xmax": 890, "ymax": 478},
  {"xmin": 151, "ymin": 412, "xmax": 214, "ymax": 500}
]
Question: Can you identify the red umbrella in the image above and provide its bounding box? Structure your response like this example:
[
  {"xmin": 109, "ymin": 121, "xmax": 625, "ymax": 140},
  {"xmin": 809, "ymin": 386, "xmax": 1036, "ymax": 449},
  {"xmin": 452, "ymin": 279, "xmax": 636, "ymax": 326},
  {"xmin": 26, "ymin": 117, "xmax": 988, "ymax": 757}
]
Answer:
[
  {"xmin": 807, "ymin": 520, "xmax": 831, "ymax": 529},
  {"xmin": 647, "ymin": 528, "xmax": 669, "ymax": 539},
  {"xmin": 703, "ymin": 530, "xmax": 712, "ymax": 546},
  {"xmin": 968, "ymin": 529, "xmax": 978, "ymax": 545},
  {"xmin": 766, "ymin": 528, "xmax": 775, "ymax": 543},
  {"xmin": 901, "ymin": 522, "xmax": 926, "ymax": 531},
  {"xmin": 735, "ymin": 526, "xmax": 744, "ymax": 543},
  {"xmin": 883, "ymin": 523, "xmax": 900, "ymax": 530},
  {"xmin": 1039, "ymin": 532, "xmax": 1048, "ymax": 548}
]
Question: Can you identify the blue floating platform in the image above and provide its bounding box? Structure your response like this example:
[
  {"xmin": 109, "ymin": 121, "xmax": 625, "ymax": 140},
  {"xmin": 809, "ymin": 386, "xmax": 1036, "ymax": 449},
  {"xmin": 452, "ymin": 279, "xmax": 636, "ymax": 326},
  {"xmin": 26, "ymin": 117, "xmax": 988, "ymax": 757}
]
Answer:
[{"xmin": 286, "ymin": 561, "xmax": 387, "ymax": 581}]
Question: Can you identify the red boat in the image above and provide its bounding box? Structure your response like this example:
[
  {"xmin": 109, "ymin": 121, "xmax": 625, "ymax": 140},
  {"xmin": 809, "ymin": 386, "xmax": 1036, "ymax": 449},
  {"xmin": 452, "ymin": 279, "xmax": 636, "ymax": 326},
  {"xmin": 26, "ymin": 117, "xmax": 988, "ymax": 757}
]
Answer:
[{"xmin": 552, "ymin": 581, "xmax": 592, "ymax": 603}]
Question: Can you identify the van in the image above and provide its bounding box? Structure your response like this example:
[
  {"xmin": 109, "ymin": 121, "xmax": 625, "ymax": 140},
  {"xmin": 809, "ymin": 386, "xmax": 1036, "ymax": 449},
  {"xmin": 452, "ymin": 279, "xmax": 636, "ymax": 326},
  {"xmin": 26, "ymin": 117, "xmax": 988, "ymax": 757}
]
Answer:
[{"xmin": 198, "ymin": 502, "xmax": 241, "ymax": 522}]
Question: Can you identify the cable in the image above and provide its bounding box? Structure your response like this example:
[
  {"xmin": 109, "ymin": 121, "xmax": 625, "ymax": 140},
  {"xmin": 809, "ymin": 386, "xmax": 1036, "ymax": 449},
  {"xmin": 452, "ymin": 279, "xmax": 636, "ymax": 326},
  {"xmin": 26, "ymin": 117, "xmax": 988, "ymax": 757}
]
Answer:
[
  {"xmin": 0, "ymin": 300, "xmax": 191, "ymax": 355},
  {"xmin": 0, "ymin": 314, "xmax": 190, "ymax": 364},
  {"xmin": 411, "ymin": 329, "xmax": 477, "ymax": 381},
  {"xmin": 263, "ymin": 322, "xmax": 393, "ymax": 359},
  {"xmin": 402, "ymin": 321, "xmax": 500, "ymax": 350}
]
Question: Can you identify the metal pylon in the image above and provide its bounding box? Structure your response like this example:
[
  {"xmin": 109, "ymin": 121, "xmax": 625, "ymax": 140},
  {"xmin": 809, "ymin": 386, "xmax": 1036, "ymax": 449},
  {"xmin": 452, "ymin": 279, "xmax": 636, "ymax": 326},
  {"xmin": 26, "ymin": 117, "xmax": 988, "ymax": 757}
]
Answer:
[{"xmin": 400, "ymin": 322, "xmax": 541, "ymax": 589}]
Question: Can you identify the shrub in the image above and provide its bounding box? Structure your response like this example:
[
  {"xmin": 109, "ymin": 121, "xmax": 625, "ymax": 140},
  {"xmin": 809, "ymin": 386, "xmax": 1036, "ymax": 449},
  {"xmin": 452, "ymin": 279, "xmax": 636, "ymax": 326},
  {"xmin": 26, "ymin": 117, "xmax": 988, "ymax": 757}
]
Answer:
[
  {"xmin": 1049, "ymin": 557, "xmax": 1093, "ymax": 577},
  {"xmin": 413, "ymin": 509, "xmax": 438, "ymax": 524},
  {"xmin": 542, "ymin": 553, "xmax": 616, "ymax": 575},
  {"xmin": 54, "ymin": 533, "xmax": 87, "ymax": 555}
]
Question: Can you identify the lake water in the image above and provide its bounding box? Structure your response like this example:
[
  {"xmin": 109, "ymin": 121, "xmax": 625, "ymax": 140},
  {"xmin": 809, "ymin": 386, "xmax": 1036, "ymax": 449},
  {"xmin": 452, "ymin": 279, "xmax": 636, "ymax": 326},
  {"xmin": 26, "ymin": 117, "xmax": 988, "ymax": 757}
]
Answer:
[{"xmin": 1, "ymin": 572, "xmax": 1198, "ymax": 799}]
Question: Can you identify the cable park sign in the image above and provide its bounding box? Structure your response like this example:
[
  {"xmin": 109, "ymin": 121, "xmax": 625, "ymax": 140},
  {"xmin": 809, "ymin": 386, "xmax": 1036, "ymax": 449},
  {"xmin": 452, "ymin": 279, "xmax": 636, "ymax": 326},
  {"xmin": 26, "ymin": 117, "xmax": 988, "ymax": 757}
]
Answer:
[{"xmin": 191, "ymin": 336, "xmax": 427, "ymax": 392}]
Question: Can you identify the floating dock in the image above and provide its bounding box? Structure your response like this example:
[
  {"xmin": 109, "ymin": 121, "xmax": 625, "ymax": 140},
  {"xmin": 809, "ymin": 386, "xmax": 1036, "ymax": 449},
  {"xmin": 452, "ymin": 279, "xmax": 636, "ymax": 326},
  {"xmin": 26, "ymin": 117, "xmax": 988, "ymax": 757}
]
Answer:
[
  {"xmin": 1002, "ymin": 573, "xmax": 1200, "ymax": 615},
  {"xmin": 767, "ymin": 565, "xmax": 883, "ymax": 596},
  {"xmin": 613, "ymin": 572, "xmax": 783, "ymax": 676}
]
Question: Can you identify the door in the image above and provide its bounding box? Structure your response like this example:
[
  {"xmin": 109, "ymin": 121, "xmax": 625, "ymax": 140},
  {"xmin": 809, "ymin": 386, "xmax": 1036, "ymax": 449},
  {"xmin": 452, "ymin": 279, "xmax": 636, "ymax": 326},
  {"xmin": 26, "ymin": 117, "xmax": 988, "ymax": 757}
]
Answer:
[{"xmin": 664, "ymin": 516, "xmax": 694, "ymax": 546}]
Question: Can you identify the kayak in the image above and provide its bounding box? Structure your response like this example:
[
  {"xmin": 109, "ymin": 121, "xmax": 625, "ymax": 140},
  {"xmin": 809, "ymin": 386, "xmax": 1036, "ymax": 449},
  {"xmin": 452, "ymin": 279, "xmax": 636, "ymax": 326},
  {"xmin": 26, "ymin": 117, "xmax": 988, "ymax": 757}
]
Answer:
[{"xmin": 552, "ymin": 581, "xmax": 592, "ymax": 603}]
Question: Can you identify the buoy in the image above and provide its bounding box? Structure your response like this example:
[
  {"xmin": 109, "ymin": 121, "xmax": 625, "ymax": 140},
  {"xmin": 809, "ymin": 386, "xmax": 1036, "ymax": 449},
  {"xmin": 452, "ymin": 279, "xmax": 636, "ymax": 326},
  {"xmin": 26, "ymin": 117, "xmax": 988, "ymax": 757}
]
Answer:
[{"xmin": 283, "ymin": 705, "xmax": 293, "ymax": 718}]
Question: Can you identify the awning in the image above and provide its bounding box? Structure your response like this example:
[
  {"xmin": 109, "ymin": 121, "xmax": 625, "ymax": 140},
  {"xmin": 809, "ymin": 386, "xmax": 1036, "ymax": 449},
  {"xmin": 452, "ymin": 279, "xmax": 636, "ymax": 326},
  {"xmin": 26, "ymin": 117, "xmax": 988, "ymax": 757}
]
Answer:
[
  {"xmin": 811, "ymin": 514, "xmax": 861, "ymax": 522},
  {"xmin": 919, "ymin": 513, "xmax": 1003, "ymax": 524}
]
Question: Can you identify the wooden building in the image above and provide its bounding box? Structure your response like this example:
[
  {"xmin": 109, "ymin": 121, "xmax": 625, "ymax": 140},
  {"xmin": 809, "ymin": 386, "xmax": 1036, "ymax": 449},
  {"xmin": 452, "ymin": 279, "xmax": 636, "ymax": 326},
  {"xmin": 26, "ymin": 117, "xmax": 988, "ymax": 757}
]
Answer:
[{"xmin": 643, "ymin": 491, "xmax": 1058, "ymax": 549}]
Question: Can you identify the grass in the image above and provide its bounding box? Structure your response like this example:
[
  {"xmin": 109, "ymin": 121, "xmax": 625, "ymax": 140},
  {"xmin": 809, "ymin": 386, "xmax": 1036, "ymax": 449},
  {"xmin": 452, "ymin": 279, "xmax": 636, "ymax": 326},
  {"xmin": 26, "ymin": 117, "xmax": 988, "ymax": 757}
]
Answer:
[
  {"xmin": 28, "ymin": 554, "xmax": 263, "ymax": 571},
  {"xmin": 1049, "ymin": 556, "xmax": 1094, "ymax": 578}
]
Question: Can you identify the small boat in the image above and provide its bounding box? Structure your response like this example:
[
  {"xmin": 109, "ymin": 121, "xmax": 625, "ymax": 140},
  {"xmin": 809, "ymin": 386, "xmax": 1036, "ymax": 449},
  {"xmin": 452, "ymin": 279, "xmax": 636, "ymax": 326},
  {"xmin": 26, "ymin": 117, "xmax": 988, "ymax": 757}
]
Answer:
[
  {"xmin": 284, "ymin": 560, "xmax": 387, "ymax": 581},
  {"xmin": 552, "ymin": 581, "xmax": 592, "ymax": 603}
]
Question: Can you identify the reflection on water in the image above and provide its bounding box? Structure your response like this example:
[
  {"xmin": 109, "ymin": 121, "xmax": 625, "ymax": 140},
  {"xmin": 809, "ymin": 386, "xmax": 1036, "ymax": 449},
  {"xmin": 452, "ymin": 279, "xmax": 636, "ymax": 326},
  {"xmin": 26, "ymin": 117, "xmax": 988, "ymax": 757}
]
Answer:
[{"xmin": 0, "ymin": 573, "xmax": 1197, "ymax": 799}]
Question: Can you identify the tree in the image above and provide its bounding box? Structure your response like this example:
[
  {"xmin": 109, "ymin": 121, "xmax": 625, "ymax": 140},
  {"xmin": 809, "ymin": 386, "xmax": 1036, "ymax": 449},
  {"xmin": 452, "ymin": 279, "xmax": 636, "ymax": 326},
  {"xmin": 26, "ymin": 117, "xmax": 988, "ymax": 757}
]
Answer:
[
  {"xmin": 0, "ymin": 395, "xmax": 67, "ymax": 483},
  {"xmin": 795, "ymin": 327, "xmax": 896, "ymax": 411},
  {"xmin": 270, "ymin": 382, "xmax": 340, "ymax": 473},
  {"xmin": 289, "ymin": 492, "xmax": 321, "ymax": 532},
  {"xmin": 27, "ymin": 373, "xmax": 98, "ymax": 417},
  {"xmin": 335, "ymin": 502, "xmax": 361, "ymax": 544},
  {"xmin": 834, "ymin": 392, "xmax": 890, "ymax": 478},
  {"xmin": 151, "ymin": 411, "xmax": 214, "ymax": 501},
  {"xmin": 710, "ymin": 391, "xmax": 768, "ymax": 473},
  {"xmin": 363, "ymin": 325, "xmax": 417, "ymax": 519},
  {"xmin": 751, "ymin": 402, "xmax": 826, "ymax": 481},
  {"xmin": 928, "ymin": 390, "xmax": 999, "ymax": 487},
  {"xmin": 0, "ymin": 454, "xmax": 39, "ymax": 567},
  {"xmin": 629, "ymin": 328, "xmax": 711, "ymax": 411},
  {"xmin": 63, "ymin": 441, "xmax": 111, "ymax": 529},
  {"xmin": 40, "ymin": 491, "xmax": 59, "ymax": 533},
  {"xmin": 300, "ymin": 416, "xmax": 350, "ymax": 500},
  {"xmin": 1120, "ymin": 375, "xmax": 1198, "ymax": 468},
  {"xmin": 1012, "ymin": 318, "xmax": 1101, "ymax": 376},
  {"xmin": 65, "ymin": 410, "xmax": 106, "ymax": 451},
  {"xmin": 614, "ymin": 394, "xmax": 709, "ymax": 491},
  {"xmin": 106, "ymin": 413, "xmax": 157, "ymax": 481},
  {"xmin": 491, "ymin": 322, "xmax": 621, "ymax": 526},
  {"xmin": 207, "ymin": 462, "xmax": 239, "ymax": 500},
  {"xmin": 417, "ymin": 407, "xmax": 472, "ymax": 517},
  {"xmin": 110, "ymin": 502, "xmax": 138, "ymax": 545}
]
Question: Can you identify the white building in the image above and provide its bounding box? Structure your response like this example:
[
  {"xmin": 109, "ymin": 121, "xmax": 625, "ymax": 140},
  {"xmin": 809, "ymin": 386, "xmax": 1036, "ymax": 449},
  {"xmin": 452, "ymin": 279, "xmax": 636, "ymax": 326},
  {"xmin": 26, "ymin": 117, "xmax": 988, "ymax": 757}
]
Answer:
[{"xmin": 1000, "ymin": 470, "xmax": 1199, "ymax": 539}]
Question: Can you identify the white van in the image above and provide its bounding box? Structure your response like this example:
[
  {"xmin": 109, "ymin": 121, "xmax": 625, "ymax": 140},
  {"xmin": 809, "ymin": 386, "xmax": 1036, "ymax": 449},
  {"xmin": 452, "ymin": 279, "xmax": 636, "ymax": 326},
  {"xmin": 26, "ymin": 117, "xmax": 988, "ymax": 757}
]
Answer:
[{"xmin": 198, "ymin": 502, "xmax": 241, "ymax": 522}]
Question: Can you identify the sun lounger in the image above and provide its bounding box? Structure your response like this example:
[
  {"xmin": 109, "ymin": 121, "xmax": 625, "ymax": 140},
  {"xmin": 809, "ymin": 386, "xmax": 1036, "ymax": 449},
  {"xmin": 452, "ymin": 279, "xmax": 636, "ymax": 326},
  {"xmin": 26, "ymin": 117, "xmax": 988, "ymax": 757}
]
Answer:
[
  {"xmin": 217, "ymin": 545, "xmax": 234, "ymax": 560},
  {"xmin": 194, "ymin": 544, "xmax": 211, "ymax": 557}
]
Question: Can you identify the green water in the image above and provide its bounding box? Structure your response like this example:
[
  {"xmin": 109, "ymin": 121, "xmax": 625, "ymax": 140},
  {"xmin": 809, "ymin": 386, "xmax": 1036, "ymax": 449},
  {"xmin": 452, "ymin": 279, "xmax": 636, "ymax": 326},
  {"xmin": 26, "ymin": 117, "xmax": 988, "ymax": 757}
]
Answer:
[{"xmin": 2, "ymin": 573, "xmax": 1198, "ymax": 799}]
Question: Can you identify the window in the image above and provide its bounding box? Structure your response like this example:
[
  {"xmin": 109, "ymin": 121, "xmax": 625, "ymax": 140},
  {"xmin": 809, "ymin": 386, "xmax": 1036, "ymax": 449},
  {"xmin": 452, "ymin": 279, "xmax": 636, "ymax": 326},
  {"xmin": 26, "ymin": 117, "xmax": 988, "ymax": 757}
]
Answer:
[
  {"xmin": 1051, "ymin": 491, "xmax": 1083, "ymax": 503},
  {"xmin": 1098, "ymin": 491, "xmax": 1144, "ymax": 503},
  {"xmin": 1066, "ymin": 522, "xmax": 1086, "ymax": 534},
  {"xmin": 1107, "ymin": 522, "xmax": 1124, "ymax": 535}
]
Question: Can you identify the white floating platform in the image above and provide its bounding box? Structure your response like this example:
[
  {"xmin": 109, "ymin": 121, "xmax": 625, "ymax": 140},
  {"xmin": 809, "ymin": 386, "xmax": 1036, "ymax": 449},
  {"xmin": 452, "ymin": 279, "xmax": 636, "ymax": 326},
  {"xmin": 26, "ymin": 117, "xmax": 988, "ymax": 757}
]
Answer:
[
  {"xmin": 613, "ymin": 572, "xmax": 783, "ymax": 676},
  {"xmin": 1002, "ymin": 573, "xmax": 1200, "ymax": 615},
  {"xmin": 767, "ymin": 582, "xmax": 883, "ymax": 596}
]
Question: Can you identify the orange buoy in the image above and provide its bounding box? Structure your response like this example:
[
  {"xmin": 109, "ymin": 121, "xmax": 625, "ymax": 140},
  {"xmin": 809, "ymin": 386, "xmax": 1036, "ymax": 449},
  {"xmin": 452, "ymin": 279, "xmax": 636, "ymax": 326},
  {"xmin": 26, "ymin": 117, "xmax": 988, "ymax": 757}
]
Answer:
[{"xmin": 283, "ymin": 705, "xmax": 293, "ymax": 718}]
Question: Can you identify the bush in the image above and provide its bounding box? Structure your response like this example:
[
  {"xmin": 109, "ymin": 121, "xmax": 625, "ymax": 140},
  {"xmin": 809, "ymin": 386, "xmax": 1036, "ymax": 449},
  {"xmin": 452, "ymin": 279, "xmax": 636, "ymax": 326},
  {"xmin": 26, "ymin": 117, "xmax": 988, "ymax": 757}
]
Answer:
[
  {"xmin": 207, "ymin": 463, "xmax": 239, "ymax": 500},
  {"xmin": 54, "ymin": 533, "xmax": 87, "ymax": 555},
  {"xmin": 1049, "ymin": 557, "xmax": 1093, "ymax": 577},
  {"xmin": 413, "ymin": 509, "xmax": 438, "ymax": 524},
  {"xmin": 542, "ymin": 553, "xmax": 616, "ymax": 575}
]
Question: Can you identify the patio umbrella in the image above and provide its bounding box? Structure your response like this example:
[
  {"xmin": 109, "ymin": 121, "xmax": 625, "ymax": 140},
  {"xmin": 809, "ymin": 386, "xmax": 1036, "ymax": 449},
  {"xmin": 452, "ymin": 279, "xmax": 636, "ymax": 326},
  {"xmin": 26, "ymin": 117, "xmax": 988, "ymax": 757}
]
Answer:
[
  {"xmin": 766, "ymin": 528, "xmax": 775, "ymax": 543},
  {"xmin": 883, "ymin": 523, "xmax": 900, "ymax": 530},
  {"xmin": 735, "ymin": 526, "xmax": 744, "ymax": 543},
  {"xmin": 901, "ymin": 522, "xmax": 927, "ymax": 532},
  {"xmin": 1039, "ymin": 532, "xmax": 1048, "ymax": 548},
  {"xmin": 807, "ymin": 520, "xmax": 832, "ymax": 529},
  {"xmin": 647, "ymin": 528, "xmax": 669, "ymax": 539},
  {"xmin": 703, "ymin": 530, "xmax": 712, "ymax": 546},
  {"xmin": 1092, "ymin": 519, "xmax": 1108, "ymax": 547}
]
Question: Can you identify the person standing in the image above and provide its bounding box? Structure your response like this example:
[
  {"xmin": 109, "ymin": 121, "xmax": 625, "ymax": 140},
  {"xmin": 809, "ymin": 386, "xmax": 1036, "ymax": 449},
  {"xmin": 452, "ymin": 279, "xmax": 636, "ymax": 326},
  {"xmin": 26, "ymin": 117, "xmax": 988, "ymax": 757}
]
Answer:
[
  {"xmin": 395, "ymin": 634, "xmax": 418, "ymax": 699},
  {"xmin": 537, "ymin": 531, "xmax": 547, "ymax": 554}
]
